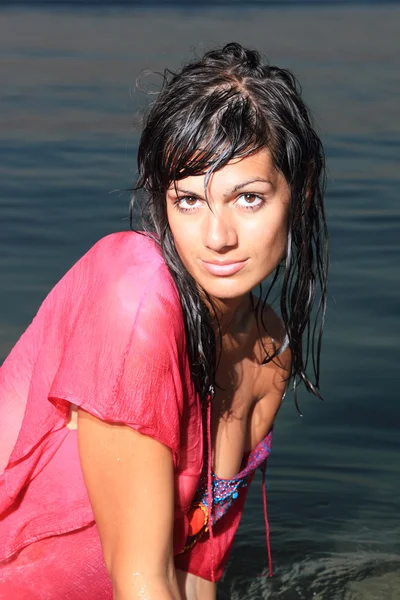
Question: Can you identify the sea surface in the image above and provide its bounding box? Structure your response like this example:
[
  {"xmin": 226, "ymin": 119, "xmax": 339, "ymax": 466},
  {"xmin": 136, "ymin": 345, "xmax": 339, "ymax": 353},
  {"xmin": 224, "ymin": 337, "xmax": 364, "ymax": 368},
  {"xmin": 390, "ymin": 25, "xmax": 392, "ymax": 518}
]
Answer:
[{"xmin": 0, "ymin": 3, "xmax": 399, "ymax": 599}]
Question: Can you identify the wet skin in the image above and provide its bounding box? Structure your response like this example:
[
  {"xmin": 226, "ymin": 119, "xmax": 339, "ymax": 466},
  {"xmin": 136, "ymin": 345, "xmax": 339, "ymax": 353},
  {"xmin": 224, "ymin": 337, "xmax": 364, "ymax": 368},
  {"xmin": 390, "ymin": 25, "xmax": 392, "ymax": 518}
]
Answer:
[
  {"xmin": 166, "ymin": 147, "xmax": 291, "ymax": 479},
  {"xmin": 168, "ymin": 148, "xmax": 291, "ymax": 599}
]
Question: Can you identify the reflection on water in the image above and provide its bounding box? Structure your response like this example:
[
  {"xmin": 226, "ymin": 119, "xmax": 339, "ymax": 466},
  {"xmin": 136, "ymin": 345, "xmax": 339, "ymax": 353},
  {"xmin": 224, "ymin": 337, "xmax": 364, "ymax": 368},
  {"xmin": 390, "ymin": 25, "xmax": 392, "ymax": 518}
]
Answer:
[{"xmin": 0, "ymin": 5, "xmax": 399, "ymax": 598}]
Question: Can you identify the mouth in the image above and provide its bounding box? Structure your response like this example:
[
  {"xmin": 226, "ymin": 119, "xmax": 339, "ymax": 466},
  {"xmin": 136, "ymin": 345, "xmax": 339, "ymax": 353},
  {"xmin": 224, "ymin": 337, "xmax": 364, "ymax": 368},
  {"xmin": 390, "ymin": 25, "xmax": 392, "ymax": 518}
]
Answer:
[{"xmin": 200, "ymin": 259, "xmax": 248, "ymax": 277}]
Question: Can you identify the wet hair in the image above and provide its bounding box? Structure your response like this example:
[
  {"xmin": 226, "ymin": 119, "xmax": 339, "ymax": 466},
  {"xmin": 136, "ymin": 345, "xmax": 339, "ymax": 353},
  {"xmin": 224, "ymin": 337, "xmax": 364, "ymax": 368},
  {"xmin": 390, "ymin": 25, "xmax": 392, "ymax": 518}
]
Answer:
[{"xmin": 130, "ymin": 42, "xmax": 328, "ymax": 410}]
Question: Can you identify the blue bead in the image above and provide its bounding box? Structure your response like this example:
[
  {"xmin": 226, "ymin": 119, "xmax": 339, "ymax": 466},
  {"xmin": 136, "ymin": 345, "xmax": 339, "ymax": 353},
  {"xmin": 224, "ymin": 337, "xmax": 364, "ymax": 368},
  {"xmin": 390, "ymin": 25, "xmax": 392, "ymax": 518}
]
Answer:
[{"xmin": 232, "ymin": 491, "xmax": 238, "ymax": 499}]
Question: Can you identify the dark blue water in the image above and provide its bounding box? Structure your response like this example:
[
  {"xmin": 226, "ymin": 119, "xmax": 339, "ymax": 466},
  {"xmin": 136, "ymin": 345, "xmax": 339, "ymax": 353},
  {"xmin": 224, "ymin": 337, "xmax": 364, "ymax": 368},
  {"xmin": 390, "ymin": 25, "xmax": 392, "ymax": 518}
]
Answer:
[
  {"xmin": 1, "ymin": 4, "xmax": 399, "ymax": 598},
  {"xmin": 2, "ymin": 0, "xmax": 400, "ymax": 6}
]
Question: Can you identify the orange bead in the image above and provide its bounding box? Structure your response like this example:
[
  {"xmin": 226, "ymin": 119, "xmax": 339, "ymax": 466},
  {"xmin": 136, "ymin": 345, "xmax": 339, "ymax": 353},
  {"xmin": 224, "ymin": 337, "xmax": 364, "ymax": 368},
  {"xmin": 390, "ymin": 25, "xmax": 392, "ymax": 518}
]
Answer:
[{"xmin": 187, "ymin": 505, "xmax": 207, "ymax": 536}]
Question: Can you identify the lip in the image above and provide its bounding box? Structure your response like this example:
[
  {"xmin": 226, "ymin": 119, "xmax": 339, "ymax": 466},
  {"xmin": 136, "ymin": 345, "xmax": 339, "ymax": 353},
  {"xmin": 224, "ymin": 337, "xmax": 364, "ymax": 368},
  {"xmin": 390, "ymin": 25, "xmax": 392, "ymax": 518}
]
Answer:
[{"xmin": 201, "ymin": 259, "xmax": 248, "ymax": 277}]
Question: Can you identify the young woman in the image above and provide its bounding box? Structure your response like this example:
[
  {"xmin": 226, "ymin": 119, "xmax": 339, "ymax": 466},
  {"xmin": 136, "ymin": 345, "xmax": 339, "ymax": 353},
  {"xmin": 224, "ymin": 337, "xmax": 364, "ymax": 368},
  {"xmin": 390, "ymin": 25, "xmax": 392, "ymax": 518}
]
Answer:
[{"xmin": 0, "ymin": 43, "xmax": 328, "ymax": 599}]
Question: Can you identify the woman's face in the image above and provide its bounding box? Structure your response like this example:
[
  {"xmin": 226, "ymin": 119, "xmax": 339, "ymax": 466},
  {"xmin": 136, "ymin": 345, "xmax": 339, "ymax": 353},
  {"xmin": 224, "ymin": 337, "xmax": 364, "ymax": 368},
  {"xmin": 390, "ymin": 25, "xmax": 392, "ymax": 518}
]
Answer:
[{"xmin": 166, "ymin": 147, "xmax": 290, "ymax": 302}]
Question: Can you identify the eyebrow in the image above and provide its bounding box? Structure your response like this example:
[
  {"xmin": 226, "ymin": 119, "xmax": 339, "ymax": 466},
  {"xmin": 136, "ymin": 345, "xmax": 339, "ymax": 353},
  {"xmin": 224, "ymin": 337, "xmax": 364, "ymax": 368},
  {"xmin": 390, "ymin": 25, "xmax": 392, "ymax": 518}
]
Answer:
[
  {"xmin": 171, "ymin": 177, "xmax": 272, "ymax": 197},
  {"xmin": 225, "ymin": 177, "xmax": 272, "ymax": 196}
]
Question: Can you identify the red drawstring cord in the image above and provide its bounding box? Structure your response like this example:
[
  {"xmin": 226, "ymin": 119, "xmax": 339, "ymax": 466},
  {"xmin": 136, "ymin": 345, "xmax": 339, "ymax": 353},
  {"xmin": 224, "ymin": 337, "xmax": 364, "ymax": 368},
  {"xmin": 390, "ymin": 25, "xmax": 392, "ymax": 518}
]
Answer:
[
  {"xmin": 261, "ymin": 463, "xmax": 273, "ymax": 577},
  {"xmin": 206, "ymin": 393, "xmax": 216, "ymax": 582}
]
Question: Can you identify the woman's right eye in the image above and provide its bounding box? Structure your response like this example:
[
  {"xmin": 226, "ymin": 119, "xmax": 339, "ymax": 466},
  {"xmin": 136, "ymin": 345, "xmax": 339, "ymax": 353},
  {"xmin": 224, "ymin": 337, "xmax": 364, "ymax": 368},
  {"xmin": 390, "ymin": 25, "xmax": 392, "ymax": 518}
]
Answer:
[{"xmin": 175, "ymin": 196, "xmax": 201, "ymax": 212}]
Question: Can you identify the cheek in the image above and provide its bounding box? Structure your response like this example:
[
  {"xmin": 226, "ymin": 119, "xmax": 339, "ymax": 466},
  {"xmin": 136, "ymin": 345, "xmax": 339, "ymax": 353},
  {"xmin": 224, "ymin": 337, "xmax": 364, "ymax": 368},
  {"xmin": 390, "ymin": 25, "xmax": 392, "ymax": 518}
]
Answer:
[
  {"xmin": 249, "ymin": 208, "xmax": 288, "ymax": 258},
  {"xmin": 271, "ymin": 214, "xmax": 288, "ymax": 252},
  {"xmin": 173, "ymin": 236, "xmax": 191, "ymax": 268},
  {"xmin": 167, "ymin": 216, "xmax": 196, "ymax": 269},
  {"xmin": 255, "ymin": 237, "xmax": 286, "ymax": 276}
]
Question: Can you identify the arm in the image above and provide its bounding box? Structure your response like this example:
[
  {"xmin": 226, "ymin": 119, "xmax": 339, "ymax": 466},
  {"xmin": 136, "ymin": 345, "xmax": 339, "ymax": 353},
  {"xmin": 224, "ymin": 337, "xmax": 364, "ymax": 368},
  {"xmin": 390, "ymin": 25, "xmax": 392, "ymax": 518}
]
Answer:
[
  {"xmin": 77, "ymin": 409, "xmax": 181, "ymax": 600},
  {"xmin": 176, "ymin": 570, "xmax": 216, "ymax": 600}
]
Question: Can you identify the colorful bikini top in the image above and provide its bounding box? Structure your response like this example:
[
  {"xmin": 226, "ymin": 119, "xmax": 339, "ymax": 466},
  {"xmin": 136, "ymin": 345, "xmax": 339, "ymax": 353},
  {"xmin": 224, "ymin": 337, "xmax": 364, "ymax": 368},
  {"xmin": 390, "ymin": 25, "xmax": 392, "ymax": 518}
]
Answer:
[{"xmin": 181, "ymin": 393, "xmax": 274, "ymax": 579}]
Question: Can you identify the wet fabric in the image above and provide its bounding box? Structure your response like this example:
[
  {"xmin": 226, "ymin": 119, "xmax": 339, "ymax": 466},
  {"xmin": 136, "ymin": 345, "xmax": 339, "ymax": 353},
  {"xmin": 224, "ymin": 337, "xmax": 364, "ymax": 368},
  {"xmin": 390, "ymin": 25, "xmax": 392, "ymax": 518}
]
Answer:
[
  {"xmin": 0, "ymin": 231, "xmax": 272, "ymax": 596},
  {"xmin": 0, "ymin": 233, "xmax": 200, "ymax": 588}
]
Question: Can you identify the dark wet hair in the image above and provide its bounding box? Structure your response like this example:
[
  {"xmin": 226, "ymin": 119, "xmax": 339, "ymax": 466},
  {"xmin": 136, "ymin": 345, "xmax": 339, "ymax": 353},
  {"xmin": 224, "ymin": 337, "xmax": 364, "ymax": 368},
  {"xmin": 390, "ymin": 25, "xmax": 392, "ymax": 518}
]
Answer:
[{"xmin": 130, "ymin": 42, "xmax": 328, "ymax": 410}]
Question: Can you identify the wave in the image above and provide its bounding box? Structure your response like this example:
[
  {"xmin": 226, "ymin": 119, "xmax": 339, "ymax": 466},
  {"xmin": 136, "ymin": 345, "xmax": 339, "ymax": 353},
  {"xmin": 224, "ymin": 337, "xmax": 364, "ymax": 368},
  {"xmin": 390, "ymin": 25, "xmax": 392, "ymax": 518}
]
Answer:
[{"xmin": 221, "ymin": 552, "xmax": 400, "ymax": 600}]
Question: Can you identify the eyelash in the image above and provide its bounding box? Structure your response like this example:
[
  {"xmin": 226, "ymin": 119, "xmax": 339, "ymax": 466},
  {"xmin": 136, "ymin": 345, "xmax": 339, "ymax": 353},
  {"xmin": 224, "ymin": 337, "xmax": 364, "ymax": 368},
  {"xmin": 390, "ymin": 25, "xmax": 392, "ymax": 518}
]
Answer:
[
  {"xmin": 173, "ymin": 193, "xmax": 265, "ymax": 213},
  {"xmin": 173, "ymin": 196, "xmax": 200, "ymax": 213},
  {"xmin": 236, "ymin": 193, "xmax": 264, "ymax": 210}
]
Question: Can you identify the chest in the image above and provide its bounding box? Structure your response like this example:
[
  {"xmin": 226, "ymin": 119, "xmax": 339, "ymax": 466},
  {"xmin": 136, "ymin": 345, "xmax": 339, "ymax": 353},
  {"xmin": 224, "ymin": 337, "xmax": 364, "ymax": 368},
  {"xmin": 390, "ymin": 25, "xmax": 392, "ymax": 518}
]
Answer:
[{"xmin": 211, "ymin": 352, "xmax": 269, "ymax": 479}]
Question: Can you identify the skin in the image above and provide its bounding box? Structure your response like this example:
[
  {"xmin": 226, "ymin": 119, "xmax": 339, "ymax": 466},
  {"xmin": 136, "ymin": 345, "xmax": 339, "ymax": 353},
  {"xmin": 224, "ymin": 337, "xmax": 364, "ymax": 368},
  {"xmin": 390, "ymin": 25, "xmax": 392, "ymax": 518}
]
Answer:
[
  {"xmin": 166, "ymin": 146, "xmax": 292, "ymax": 478},
  {"xmin": 166, "ymin": 147, "xmax": 289, "ymax": 311},
  {"xmin": 77, "ymin": 411, "xmax": 181, "ymax": 600},
  {"xmin": 168, "ymin": 147, "xmax": 291, "ymax": 598},
  {"xmin": 74, "ymin": 147, "xmax": 291, "ymax": 600}
]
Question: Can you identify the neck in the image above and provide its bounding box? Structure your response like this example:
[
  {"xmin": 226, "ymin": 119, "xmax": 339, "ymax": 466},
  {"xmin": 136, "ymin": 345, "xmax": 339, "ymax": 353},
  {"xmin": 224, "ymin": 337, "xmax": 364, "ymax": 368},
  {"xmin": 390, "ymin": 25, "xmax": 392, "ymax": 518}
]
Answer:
[{"xmin": 205, "ymin": 293, "xmax": 253, "ymax": 337}]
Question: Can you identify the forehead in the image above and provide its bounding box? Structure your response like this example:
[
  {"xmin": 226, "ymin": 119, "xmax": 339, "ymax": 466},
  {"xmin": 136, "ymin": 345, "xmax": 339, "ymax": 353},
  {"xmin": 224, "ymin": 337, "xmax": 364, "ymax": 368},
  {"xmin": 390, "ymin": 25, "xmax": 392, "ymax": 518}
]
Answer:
[{"xmin": 168, "ymin": 147, "xmax": 280, "ymax": 192}]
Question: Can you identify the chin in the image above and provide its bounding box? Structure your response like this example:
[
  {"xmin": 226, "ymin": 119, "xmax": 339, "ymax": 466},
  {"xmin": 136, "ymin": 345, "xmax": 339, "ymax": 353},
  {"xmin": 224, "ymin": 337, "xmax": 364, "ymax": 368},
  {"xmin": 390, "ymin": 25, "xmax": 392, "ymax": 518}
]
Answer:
[{"xmin": 197, "ymin": 278, "xmax": 253, "ymax": 301}]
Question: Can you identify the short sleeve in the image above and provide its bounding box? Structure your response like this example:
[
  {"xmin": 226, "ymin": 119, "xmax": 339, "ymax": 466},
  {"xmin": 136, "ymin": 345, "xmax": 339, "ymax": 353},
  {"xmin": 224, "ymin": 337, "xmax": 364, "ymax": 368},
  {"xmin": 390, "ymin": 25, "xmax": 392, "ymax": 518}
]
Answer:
[
  {"xmin": 49, "ymin": 238, "xmax": 187, "ymax": 467},
  {"xmin": 0, "ymin": 233, "xmax": 202, "ymax": 563}
]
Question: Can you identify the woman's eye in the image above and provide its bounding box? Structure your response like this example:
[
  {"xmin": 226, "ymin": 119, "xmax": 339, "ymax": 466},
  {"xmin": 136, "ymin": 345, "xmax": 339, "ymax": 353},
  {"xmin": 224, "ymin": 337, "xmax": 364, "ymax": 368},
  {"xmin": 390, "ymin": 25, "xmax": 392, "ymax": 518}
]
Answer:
[
  {"xmin": 175, "ymin": 196, "xmax": 201, "ymax": 212},
  {"xmin": 236, "ymin": 193, "xmax": 263, "ymax": 209}
]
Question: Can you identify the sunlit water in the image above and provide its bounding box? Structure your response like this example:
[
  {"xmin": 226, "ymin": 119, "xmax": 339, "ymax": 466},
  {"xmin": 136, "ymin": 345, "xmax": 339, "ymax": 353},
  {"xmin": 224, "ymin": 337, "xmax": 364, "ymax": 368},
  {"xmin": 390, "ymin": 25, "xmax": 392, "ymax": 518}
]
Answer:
[{"xmin": 0, "ymin": 4, "xmax": 399, "ymax": 598}]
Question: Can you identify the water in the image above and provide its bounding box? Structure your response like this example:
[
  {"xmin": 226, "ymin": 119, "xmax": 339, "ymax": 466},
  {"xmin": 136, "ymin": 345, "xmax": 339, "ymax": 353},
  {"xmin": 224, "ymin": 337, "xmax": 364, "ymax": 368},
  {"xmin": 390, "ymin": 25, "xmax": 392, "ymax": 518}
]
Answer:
[{"xmin": 1, "ymin": 4, "xmax": 399, "ymax": 598}]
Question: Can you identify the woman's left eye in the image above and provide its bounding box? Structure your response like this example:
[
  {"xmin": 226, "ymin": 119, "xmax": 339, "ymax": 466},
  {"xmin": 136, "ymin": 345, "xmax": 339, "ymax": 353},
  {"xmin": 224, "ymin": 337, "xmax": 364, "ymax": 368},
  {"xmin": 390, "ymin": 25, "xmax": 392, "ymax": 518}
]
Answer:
[{"xmin": 236, "ymin": 193, "xmax": 264, "ymax": 210}]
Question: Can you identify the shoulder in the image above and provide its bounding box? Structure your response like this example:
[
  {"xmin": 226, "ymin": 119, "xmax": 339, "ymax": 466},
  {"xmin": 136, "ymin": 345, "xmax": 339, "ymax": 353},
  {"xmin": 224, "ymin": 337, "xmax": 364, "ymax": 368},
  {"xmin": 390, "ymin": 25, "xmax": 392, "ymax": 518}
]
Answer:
[
  {"xmin": 79, "ymin": 230, "xmax": 177, "ymax": 300},
  {"xmin": 255, "ymin": 300, "xmax": 290, "ymax": 359},
  {"xmin": 252, "ymin": 301, "xmax": 291, "ymax": 401},
  {"xmin": 84, "ymin": 231, "xmax": 165, "ymax": 281},
  {"xmin": 60, "ymin": 231, "xmax": 183, "ymax": 339}
]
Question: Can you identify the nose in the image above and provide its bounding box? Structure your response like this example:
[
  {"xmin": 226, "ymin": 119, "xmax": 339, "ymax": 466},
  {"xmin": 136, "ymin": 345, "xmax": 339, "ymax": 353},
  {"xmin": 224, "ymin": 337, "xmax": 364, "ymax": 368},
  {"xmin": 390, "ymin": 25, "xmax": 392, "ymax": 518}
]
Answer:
[{"xmin": 203, "ymin": 206, "xmax": 238, "ymax": 253}]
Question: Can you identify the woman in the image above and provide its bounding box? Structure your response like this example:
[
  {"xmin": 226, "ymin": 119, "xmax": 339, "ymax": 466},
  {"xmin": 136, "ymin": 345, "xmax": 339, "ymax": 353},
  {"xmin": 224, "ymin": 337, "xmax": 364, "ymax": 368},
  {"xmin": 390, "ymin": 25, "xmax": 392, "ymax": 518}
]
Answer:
[{"xmin": 0, "ymin": 43, "xmax": 328, "ymax": 599}]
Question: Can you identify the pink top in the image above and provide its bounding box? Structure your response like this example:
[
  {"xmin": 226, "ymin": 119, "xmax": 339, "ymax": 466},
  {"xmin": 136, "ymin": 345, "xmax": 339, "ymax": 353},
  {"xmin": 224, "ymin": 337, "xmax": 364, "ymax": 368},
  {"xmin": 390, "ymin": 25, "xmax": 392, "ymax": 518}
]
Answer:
[
  {"xmin": 0, "ymin": 232, "xmax": 202, "ymax": 560},
  {"xmin": 0, "ymin": 231, "xmax": 272, "ymax": 583}
]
